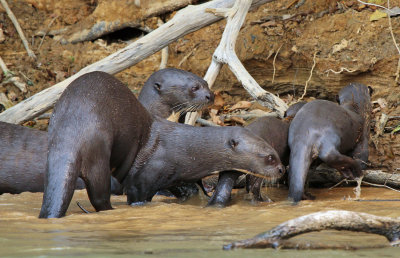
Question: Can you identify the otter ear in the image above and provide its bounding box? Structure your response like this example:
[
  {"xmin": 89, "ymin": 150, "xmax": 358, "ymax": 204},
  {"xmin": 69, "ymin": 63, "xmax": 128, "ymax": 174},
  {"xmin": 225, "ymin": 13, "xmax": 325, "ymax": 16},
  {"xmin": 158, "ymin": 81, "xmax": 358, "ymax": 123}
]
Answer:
[
  {"xmin": 228, "ymin": 138, "xmax": 239, "ymax": 149},
  {"xmin": 154, "ymin": 82, "xmax": 162, "ymax": 92},
  {"xmin": 367, "ymin": 86, "xmax": 373, "ymax": 96}
]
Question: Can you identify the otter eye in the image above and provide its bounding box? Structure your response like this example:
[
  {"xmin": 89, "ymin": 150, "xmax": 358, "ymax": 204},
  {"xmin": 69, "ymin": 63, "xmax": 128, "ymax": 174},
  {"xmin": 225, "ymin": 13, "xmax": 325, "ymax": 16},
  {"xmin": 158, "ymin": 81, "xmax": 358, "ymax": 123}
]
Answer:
[
  {"xmin": 154, "ymin": 82, "xmax": 162, "ymax": 91},
  {"xmin": 266, "ymin": 155, "xmax": 275, "ymax": 164},
  {"xmin": 191, "ymin": 85, "xmax": 200, "ymax": 92}
]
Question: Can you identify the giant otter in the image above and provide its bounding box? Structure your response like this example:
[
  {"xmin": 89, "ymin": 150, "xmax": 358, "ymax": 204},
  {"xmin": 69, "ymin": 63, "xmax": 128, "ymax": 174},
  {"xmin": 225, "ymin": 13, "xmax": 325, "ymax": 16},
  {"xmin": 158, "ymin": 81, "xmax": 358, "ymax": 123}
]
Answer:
[
  {"xmin": 0, "ymin": 68, "xmax": 213, "ymax": 195},
  {"xmin": 39, "ymin": 71, "xmax": 284, "ymax": 218},
  {"xmin": 206, "ymin": 102, "xmax": 306, "ymax": 207},
  {"xmin": 123, "ymin": 117, "xmax": 285, "ymax": 204},
  {"xmin": 288, "ymin": 83, "xmax": 372, "ymax": 202}
]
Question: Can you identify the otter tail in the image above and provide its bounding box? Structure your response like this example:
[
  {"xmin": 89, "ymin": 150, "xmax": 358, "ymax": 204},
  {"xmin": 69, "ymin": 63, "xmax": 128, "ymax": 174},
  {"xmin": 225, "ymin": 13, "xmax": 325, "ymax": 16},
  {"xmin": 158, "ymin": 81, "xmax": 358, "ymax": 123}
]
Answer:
[
  {"xmin": 288, "ymin": 143, "xmax": 314, "ymax": 203},
  {"xmin": 39, "ymin": 149, "xmax": 81, "ymax": 218}
]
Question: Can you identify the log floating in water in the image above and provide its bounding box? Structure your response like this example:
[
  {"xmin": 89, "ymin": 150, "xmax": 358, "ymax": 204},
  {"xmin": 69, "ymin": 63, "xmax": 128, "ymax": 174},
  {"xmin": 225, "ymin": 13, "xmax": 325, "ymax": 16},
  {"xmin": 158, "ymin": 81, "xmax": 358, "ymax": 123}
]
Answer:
[{"xmin": 224, "ymin": 210, "xmax": 400, "ymax": 250}]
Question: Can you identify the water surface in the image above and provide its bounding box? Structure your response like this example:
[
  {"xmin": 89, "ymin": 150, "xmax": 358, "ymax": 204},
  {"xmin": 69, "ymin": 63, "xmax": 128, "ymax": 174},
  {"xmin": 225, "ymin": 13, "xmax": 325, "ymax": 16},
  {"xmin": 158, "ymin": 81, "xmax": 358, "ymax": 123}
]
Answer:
[{"xmin": 1, "ymin": 186, "xmax": 399, "ymax": 257}]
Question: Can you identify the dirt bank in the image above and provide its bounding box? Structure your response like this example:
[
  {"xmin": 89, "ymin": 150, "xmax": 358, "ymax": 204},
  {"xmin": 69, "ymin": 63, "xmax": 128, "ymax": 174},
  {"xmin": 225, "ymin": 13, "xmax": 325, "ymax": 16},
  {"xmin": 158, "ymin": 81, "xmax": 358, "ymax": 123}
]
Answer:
[{"xmin": 0, "ymin": 0, "xmax": 399, "ymax": 171}]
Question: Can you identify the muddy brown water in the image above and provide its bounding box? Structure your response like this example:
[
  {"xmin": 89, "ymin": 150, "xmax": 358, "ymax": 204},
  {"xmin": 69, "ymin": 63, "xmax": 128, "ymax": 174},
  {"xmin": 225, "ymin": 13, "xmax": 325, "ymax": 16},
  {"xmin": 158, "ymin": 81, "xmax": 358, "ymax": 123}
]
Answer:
[{"xmin": 0, "ymin": 186, "xmax": 399, "ymax": 257}]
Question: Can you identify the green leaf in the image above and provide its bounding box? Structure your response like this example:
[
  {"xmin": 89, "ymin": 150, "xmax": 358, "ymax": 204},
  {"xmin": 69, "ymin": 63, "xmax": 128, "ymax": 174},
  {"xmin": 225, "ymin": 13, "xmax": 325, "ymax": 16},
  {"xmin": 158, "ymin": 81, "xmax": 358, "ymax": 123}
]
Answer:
[{"xmin": 393, "ymin": 124, "xmax": 400, "ymax": 133}]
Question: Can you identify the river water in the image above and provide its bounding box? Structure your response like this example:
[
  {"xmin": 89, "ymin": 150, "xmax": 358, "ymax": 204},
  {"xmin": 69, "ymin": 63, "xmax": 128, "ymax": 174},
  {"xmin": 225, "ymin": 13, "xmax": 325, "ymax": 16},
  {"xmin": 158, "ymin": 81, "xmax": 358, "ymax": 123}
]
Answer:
[{"xmin": 0, "ymin": 186, "xmax": 399, "ymax": 257}]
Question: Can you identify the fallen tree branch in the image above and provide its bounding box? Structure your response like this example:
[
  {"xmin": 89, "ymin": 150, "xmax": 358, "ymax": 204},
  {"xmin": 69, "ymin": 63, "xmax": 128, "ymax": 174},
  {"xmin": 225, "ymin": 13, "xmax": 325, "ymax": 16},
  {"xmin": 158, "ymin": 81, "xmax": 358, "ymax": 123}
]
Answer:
[
  {"xmin": 196, "ymin": 118, "xmax": 220, "ymax": 127},
  {"xmin": 185, "ymin": 0, "xmax": 286, "ymax": 125},
  {"xmin": 0, "ymin": 0, "xmax": 272, "ymax": 124},
  {"xmin": 0, "ymin": 0, "xmax": 36, "ymax": 60},
  {"xmin": 361, "ymin": 181, "xmax": 400, "ymax": 193},
  {"xmin": 308, "ymin": 166, "xmax": 400, "ymax": 190},
  {"xmin": 224, "ymin": 210, "xmax": 400, "ymax": 249}
]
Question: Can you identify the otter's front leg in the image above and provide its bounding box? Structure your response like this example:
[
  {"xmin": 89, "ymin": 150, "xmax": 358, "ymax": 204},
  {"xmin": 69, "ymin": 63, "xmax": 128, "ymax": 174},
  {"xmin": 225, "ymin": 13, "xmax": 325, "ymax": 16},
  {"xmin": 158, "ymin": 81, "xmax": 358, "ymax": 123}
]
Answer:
[{"xmin": 207, "ymin": 171, "xmax": 241, "ymax": 207}]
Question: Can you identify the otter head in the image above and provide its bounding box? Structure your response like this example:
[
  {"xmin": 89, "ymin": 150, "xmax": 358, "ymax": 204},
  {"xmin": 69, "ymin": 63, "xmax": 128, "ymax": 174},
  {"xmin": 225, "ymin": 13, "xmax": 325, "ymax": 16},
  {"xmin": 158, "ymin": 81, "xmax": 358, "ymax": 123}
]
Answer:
[
  {"xmin": 226, "ymin": 127, "xmax": 285, "ymax": 183},
  {"xmin": 140, "ymin": 68, "xmax": 214, "ymax": 117},
  {"xmin": 284, "ymin": 101, "xmax": 307, "ymax": 121},
  {"xmin": 338, "ymin": 83, "xmax": 372, "ymax": 115}
]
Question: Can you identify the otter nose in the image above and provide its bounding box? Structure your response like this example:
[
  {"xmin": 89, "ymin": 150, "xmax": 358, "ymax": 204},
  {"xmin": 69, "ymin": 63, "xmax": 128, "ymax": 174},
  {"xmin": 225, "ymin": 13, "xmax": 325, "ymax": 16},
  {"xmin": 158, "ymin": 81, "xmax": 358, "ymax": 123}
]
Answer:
[
  {"xmin": 205, "ymin": 91, "xmax": 215, "ymax": 102},
  {"xmin": 278, "ymin": 165, "xmax": 285, "ymax": 175}
]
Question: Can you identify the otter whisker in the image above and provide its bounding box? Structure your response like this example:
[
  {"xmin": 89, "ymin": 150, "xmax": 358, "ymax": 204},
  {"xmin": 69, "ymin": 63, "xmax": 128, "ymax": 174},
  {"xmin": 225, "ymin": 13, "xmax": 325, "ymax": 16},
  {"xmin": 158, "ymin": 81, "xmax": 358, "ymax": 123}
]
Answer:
[{"xmin": 233, "ymin": 168, "xmax": 274, "ymax": 181}]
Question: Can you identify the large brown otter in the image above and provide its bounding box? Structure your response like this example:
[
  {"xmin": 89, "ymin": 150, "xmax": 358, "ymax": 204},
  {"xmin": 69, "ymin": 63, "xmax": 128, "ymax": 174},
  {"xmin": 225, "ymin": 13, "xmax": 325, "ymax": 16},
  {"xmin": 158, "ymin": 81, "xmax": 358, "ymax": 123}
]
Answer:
[
  {"xmin": 206, "ymin": 102, "xmax": 306, "ymax": 207},
  {"xmin": 288, "ymin": 83, "xmax": 372, "ymax": 202},
  {"xmin": 0, "ymin": 68, "xmax": 213, "ymax": 195},
  {"xmin": 39, "ymin": 71, "xmax": 284, "ymax": 218}
]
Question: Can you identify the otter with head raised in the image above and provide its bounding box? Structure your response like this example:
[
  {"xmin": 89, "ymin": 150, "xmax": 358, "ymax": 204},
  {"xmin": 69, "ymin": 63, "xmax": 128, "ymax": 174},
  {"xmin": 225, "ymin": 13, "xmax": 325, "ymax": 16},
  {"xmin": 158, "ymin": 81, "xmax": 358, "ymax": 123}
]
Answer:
[
  {"xmin": 0, "ymin": 68, "xmax": 213, "ymax": 195},
  {"xmin": 39, "ymin": 71, "xmax": 283, "ymax": 218},
  {"xmin": 139, "ymin": 68, "xmax": 213, "ymax": 118},
  {"xmin": 288, "ymin": 83, "xmax": 372, "ymax": 203}
]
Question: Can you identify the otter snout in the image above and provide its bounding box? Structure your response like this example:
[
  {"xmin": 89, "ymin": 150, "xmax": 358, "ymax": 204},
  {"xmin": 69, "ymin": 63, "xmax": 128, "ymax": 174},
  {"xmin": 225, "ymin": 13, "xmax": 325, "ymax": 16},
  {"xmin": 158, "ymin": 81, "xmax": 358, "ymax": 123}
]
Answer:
[
  {"xmin": 277, "ymin": 164, "xmax": 285, "ymax": 175},
  {"xmin": 205, "ymin": 91, "xmax": 215, "ymax": 102}
]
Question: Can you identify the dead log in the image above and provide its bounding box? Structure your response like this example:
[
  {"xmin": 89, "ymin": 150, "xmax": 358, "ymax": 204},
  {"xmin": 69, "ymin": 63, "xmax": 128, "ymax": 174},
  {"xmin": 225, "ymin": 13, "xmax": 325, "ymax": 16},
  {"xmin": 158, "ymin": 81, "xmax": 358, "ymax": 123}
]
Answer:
[
  {"xmin": 0, "ymin": 0, "xmax": 36, "ymax": 59},
  {"xmin": 185, "ymin": 0, "xmax": 287, "ymax": 124},
  {"xmin": 224, "ymin": 210, "xmax": 400, "ymax": 250},
  {"xmin": 308, "ymin": 165, "xmax": 400, "ymax": 190},
  {"xmin": 0, "ymin": 0, "xmax": 272, "ymax": 124}
]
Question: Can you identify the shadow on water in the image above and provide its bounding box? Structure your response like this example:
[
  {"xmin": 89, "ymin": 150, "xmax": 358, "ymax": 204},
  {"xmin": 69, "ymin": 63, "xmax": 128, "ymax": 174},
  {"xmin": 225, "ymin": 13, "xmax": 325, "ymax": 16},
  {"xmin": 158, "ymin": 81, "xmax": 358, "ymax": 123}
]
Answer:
[{"xmin": 0, "ymin": 186, "xmax": 399, "ymax": 257}]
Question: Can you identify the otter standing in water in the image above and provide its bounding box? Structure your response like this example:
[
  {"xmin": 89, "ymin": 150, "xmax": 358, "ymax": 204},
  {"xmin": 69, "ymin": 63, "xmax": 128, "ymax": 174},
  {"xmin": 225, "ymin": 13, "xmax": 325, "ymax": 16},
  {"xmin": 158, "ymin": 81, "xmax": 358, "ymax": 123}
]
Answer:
[
  {"xmin": 39, "ymin": 71, "xmax": 284, "ymax": 218},
  {"xmin": 288, "ymin": 83, "xmax": 372, "ymax": 202}
]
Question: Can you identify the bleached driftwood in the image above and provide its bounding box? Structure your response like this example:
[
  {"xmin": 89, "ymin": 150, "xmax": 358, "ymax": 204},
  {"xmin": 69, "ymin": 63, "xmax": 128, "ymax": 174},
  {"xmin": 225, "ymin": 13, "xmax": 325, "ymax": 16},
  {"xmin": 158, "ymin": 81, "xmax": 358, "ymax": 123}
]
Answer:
[
  {"xmin": 185, "ymin": 0, "xmax": 287, "ymax": 125},
  {"xmin": 0, "ymin": 0, "xmax": 36, "ymax": 60},
  {"xmin": 224, "ymin": 210, "xmax": 400, "ymax": 249},
  {"xmin": 0, "ymin": 0, "xmax": 271, "ymax": 124}
]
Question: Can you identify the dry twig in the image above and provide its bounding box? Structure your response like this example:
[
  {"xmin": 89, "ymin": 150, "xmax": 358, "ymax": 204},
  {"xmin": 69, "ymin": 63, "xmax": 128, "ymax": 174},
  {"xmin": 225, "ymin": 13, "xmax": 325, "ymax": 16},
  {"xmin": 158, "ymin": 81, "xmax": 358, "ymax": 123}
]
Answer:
[
  {"xmin": 272, "ymin": 44, "xmax": 282, "ymax": 84},
  {"xmin": 299, "ymin": 51, "xmax": 317, "ymax": 101},
  {"xmin": 324, "ymin": 67, "xmax": 356, "ymax": 75},
  {"xmin": 0, "ymin": 0, "xmax": 36, "ymax": 59},
  {"xmin": 361, "ymin": 181, "xmax": 400, "ymax": 193},
  {"xmin": 37, "ymin": 15, "xmax": 59, "ymax": 52},
  {"xmin": 0, "ymin": 56, "xmax": 27, "ymax": 92}
]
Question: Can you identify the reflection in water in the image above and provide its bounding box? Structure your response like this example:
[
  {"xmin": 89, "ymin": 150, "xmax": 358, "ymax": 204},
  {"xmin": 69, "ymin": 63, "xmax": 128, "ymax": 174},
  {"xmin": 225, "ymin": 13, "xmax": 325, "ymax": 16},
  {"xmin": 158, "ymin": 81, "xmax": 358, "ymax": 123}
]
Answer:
[{"xmin": 0, "ymin": 186, "xmax": 399, "ymax": 256}]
